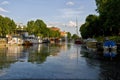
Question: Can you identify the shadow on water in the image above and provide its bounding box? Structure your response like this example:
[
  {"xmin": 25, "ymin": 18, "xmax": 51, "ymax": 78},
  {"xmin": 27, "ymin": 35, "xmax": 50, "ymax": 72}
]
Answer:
[
  {"xmin": 81, "ymin": 44, "xmax": 120, "ymax": 61},
  {"xmin": 81, "ymin": 45, "xmax": 120, "ymax": 79}
]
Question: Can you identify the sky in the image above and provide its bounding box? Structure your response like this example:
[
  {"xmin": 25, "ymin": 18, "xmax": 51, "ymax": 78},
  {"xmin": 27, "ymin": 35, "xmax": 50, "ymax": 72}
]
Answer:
[{"xmin": 0, "ymin": 0, "xmax": 98, "ymax": 36}]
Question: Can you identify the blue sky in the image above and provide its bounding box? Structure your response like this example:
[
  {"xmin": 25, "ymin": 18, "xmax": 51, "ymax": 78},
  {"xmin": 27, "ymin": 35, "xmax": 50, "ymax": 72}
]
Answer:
[{"xmin": 0, "ymin": 0, "xmax": 98, "ymax": 35}]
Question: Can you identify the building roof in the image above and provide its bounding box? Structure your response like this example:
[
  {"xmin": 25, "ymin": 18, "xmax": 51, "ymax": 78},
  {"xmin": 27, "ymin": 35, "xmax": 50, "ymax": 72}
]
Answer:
[{"xmin": 50, "ymin": 27, "xmax": 60, "ymax": 31}]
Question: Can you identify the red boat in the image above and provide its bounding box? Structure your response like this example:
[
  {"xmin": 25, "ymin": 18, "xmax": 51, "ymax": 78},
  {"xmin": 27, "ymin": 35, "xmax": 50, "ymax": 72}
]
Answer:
[{"xmin": 74, "ymin": 38, "xmax": 83, "ymax": 44}]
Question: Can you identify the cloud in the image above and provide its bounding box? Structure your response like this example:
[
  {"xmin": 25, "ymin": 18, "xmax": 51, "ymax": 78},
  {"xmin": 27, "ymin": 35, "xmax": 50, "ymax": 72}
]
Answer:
[
  {"xmin": 66, "ymin": 1, "xmax": 74, "ymax": 6},
  {"xmin": 47, "ymin": 20, "xmax": 76, "ymax": 28},
  {"xmin": 1, "ymin": 1, "xmax": 9, "ymax": 5},
  {"xmin": 0, "ymin": 7, "xmax": 8, "ymax": 12},
  {"xmin": 58, "ymin": 7, "xmax": 84, "ymax": 18},
  {"xmin": 68, "ymin": 21, "xmax": 76, "ymax": 27},
  {"xmin": 47, "ymin": 22, "xmax": 62, "ymax": 27}
]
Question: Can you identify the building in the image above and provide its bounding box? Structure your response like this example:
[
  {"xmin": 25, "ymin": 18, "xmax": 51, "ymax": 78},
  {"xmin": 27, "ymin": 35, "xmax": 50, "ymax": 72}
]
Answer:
[
  {"xmin": 50, "ymin": 27, "xmax": 60, "ymax": 31},
  {"xmin": 49, "ymin": 27, "xmax": 67, "ymax": 37},
  {"xmin": 60, "ymin": 31, "xmax": 67, "ymax": 37}
]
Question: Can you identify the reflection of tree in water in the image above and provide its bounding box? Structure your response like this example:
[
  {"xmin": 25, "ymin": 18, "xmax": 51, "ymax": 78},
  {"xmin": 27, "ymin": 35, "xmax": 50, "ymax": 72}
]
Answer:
[
  {"xmin": 28, "ymin": 43, "xmax": 71, "ymax": 64},
  {"xmin": 67, "ymin": 43, "xmax": 71, "ymax": 50},
  {"xmin": 49, "ymin": 44, "xmax": 61, "ymax": 56},
  {"xmin": 0, "ymin": 48, "xmax": 16, "ymax": 70},
  {"xmin": 99, "ymin": 61, "xmax": 120, "ymax": 80},
  {"xmin": 85, "ymin": 57, "xmax": 120, "ymax": 79},
  {"xmin": 28, "ymin": 45, "xmax": 50, "ymax": 64},
  {"xmin": 28, "ymin": 44, "xmax": 61, "ymax": 64},
  {"xmin": 28, "ymin": 44, "xmax": 60, "ymax": 64}
]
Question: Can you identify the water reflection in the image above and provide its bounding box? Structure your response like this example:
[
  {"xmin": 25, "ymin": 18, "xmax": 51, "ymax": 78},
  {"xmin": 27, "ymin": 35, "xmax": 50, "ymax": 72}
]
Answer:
[
  {"xmin": 84, "ymin": 55, "xmax": 120, "ymax": 80},
  {"xmin": 103, "ymin": 50, "xmax": 117, "ymax": 58},
  {"xmin": 82, "ymin": 45, "xmax": 120, "ymax": 79},
  {"xmin": 0, "ymin": 46, "xmax": 23, "ymax": 69},
  {"xmin": 83, "ymin": 44, "xmax": 119, "ymax": 59},
  {"xmin": 99, "ymin": 61, "xmax": 120, "ymax": 79},
  {"xmin": 28, "ymin": 44, "xmax": 50, "ymax": 64},
  {"xmin": 0, "ymin": 43, "xmax": 120, "ymax": 79},
  {"xmin": 0, "ymin": 43, "xmax": 71, "ymax": 70}
]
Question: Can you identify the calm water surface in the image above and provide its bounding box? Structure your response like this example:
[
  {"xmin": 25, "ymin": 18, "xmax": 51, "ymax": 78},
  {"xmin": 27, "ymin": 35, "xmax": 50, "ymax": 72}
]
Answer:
[{"xmin": 0, "ymin": 42, "xmax": 120, "ymax": 79}]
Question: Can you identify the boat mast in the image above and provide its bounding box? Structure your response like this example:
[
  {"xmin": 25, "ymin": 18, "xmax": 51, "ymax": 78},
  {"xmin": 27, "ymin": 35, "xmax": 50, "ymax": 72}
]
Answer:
[{"xmin": 76, "ymin": 17, "xmax": 79, "ymax": 36}]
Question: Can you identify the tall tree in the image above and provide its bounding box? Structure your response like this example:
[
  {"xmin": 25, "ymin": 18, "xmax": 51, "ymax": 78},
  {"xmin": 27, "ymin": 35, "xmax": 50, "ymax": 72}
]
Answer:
[
  {"xmin": 27, "ymin": 19, "xmax": 48, "ymax": 37},
  {"xmin": 80, "ymin": 15, "xmax": 100, "ymax": 38},
  {"xmin": 96, "ymin": 0, "xmax": 120, "ymax": 36},
  {"xmin": 27, "ymin": 20, "xmax": 35, "ymax": 35},
  {"xmin": 67, "ymin": 32, "xmax": 71, "ymax": 39},
  {"xmin": 0, "ymin": 15, "xmax": 16, "ymax": 36}
]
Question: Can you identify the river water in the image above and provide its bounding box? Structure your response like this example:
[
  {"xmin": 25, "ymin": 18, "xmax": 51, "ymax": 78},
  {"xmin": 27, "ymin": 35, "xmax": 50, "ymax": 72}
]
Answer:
[{"xmin": 0, "ymin": 42, "xmax": 120, "ymax": 79}]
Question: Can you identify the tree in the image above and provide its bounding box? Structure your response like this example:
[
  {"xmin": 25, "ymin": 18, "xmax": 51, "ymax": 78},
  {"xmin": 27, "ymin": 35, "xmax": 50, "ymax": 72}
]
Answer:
[
  {"xmin": 95, "ymin": 0, "xmax": 120, "ymax": 36},
  {"xmin": 80, "ymin": 15, "xmax": 100, "ymax": 38},
  {"xmin": 72, "ymin": 34, "xmax": 79, "ymax": 39},
  {"xmin": 27, "ymin": 20, "xmax": 35, "ymax": 35},
  {"xmin": 0, "ymin": 15, "xmax": 16, "ymax": 36},
  {"xmin": 26, "ymin": 19, "xmax": 48, "ymax": 37},
  {"xmin": 34, "ymin": 19, "xmax": 47, "ymax": 37},
  {"xmin": 67, "ymin": 32, "xmax": 71, "ymax": 39}
]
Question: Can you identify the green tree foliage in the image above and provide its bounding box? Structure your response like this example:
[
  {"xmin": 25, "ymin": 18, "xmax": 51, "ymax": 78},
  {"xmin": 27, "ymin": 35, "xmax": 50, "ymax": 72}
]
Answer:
[
  {"xmin": 49, "ymin": 28, "xmax": 60, "ymax": 38},
  {"xmin": 67, "ymin": 32, "xmax": 71, "ymax": 39},
  {"xmin": 26, "ymin": 19, "xmax": 48, "ymax": 37},
  {"xmin": 27, "ymin": 20, "xmax": 35, "ymax": 35},
  {"xmin": 72, "ymin": 34, "xmax": 79, "ymax": 39},
  {"xmin": 0, "ymin": 15, "xmax": 16, "ymax": 36},
  {"xmin": 80, "ymin": 15, "xmax": 100, "ymax": 38},
  {"xmin": 34, "ymin": 19, "xmax": 48, "ymax": 37},
  {"xmin": 26, "ymin": 19, "xmax": 61, "ymax": 38},
  {"xmin": 96, "ymin": 0, "xmax": 120, "ymax": 36},
  {"xmin": 80, "ymin": 0, "xmax": 120, "ymax": 38}
]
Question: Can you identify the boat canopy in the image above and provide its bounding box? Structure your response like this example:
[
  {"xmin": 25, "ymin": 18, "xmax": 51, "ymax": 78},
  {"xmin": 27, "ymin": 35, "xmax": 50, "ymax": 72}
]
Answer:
[{"xmin": 103, "ymin": 40, "xmax": 116, "ymax": 47}]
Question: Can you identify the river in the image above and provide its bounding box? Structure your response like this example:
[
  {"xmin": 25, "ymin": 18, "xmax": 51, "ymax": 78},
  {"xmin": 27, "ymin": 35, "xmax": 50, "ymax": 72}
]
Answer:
[{"xmin": 0, "ymin": 42, "xmax": 120, "ymax": 79}]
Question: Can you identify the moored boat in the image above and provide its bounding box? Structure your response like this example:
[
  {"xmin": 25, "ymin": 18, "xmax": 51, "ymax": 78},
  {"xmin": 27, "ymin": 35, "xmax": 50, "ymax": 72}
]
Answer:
[
  {"xmin": 85, "ymin": 38, "xmax": 97, "ymax": 47},
  {"xmin": 42, "ymin": 39, "xmax": 50, "ymax": 43},
  {"xmin": 7, "ymin": 36, "xmax": 24, "ymax": 46},
  {"xmin": 103, "ymin": 40, "xmax": 117, "ymax": 51},
  {"xmin": 102, "ymin": 38, "xmax": 117, "ymax": 59},
  {"xmin": 22, "ymin": 35, "xmax": 42, "ymax": 45},
  {"xmin": 74, "ymin": 38, "xmax": 83, "ymax": 44},
  {"xmin": 22, "ymin": 40, "xmax": 33, "ymax": 46}
]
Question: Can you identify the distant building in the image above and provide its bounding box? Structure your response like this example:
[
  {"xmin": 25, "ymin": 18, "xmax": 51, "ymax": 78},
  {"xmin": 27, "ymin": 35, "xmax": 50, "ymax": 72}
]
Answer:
[
  {"xmin": 60, "ymin": 31, "xmax": 67, "ymax": 37},
  {"xmin": 50, "ymin": 27, "xmax": 60, "ymax": 31},
  {"xmin": 49, "ymin": 27, "xmax": 67, "ymax": 37}
]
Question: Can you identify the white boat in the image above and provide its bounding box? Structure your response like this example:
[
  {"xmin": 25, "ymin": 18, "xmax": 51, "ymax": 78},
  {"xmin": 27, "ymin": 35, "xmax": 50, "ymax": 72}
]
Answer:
[
  {"xmin": 23, "ymin": 36, "xmax": 43, "ymax": 45},
  {"xmin": 38, "ymin": 37, "xmax": 43, "ymax": 44},
  {"xmin": 27, "ymin": 37, "xmax": 38, "ymax": 44},
  {"xmin": 8, "ymin": 36, "xmax": 24, "ymax": 45},
  {"xmin": 85, "ymin": 38, "xmax": 97, "ymax": 47}
]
